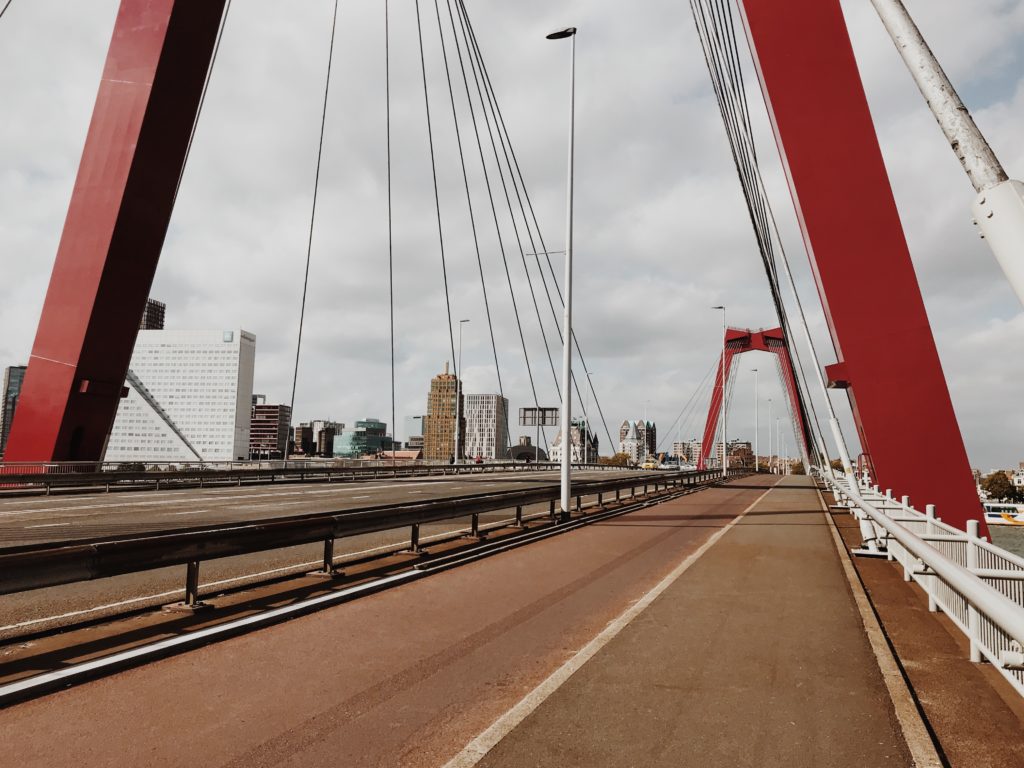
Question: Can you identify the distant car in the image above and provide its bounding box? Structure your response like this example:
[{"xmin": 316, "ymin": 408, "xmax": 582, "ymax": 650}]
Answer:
[{"xmin": 641, "ymin": 458, "xmax": 659, "ymax": 470}]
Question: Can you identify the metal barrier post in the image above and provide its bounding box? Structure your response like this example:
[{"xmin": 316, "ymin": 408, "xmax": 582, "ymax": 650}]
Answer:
[
  {"xmin": 410, "ymin": 524, "xmax": 424, "ymax": 554},
  {"xmin": 470, "ymin": 513, "xmax": 482, "ymax": 539},
  {"xmin": 321, "ymin": 537, "xmax": 337, "ymax": 575},
  {"xmin": 966, "ymin": 518, "xmax": 982, "ymax": 662},
  {"xmin": 184, "ymin": 560, "xmax": 201, "ymax": 607},
  {"xmin": 514, "ymin": 505, "xmax": 524, "ymax": 527}
]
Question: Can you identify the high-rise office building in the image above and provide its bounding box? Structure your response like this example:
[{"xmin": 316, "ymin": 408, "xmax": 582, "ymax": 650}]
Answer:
[
  {"xmin": 139, "ymin": 298, "xmax": 166, "ymax": 330},
  {"xmin": 105, "ymin": 330, "xmax": 255, "ymax": 462},
  {"xmin": 464, "ymin": 394, "xmax": 509, "ymax": 460},
  {"xmin": 423, "ymin": 362, "xmax": 463, "ymax": 462},
  {"xmin": 0, "ymin": 365, "xmax": 27, "ymax": 458},
  {"xmin": 249, "ymin": 402, "xmax": 292, "ymax": 459}
]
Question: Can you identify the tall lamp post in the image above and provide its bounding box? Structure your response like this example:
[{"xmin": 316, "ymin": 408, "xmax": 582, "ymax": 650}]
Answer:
[
  {"xmin": 712, "ymin": 305, "xmax": 727, "ymax": 478},
  {"xmin": 547, "ymin": 25, "xmax": 577, "ymax": 521},
  {"xmin": 454, "ymin": 318, "xmax": 470, "ymax": 464},
  {"xmin": 767, "ymin": 397, "xmax": 773, "ymax": 473},
  {"xmin": 751, "ymin": 368, "xmax": 759, "ymax": 472}
]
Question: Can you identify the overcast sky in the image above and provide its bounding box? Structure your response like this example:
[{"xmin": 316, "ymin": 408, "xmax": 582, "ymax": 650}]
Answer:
[{"xmin": 1, "ymin": 0, "xmax": 1023, "ymax": 469}]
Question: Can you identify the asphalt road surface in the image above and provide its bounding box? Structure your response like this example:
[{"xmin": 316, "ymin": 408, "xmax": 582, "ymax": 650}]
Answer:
[
  {"xmin": 0, "ymin": 469, "xmax": 645, "ymax": 547},
  {"xmin": 0, "ymin": 470, "xmax": 649, "ymax": 638},
  {"xmin": 1, "ymin": 476, "xmax": 922, "ymax": 768}
]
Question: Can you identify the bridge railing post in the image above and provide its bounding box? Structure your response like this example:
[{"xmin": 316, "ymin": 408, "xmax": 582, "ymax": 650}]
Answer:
[{"xmin": 966, "ymin": 518, "xmax": 983, "ymax": 663}]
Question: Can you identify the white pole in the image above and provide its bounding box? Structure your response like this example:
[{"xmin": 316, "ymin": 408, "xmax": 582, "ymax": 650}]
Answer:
[
  {"xmin": 584, "ymin": 372, "xmax": 591, "ymax": 464},
  {"xmin": 870, "ymin": 0, "xmax": 1024, "ymax": 307},
  {"xmin": 722, "ymin": 309, "xmax": 727, "ymax": 479},
  {"xmin": 767, "ymin": 398, "xmax": 773, "ymax": 473},
  {"xmin": 455, "ymin": 319, "xmax": 469, "ymax": 464},
  {"xmin": 548, "ymin": 26, "xmax": 577, "ymax": 520},
  {"xmin": 752, "ymin": 368, "xmax": 759, "ymax": 472}
]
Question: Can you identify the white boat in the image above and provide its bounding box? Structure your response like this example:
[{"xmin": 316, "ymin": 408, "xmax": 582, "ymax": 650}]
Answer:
[{"xmin": 982, "ymin": 502, "xmax": 1024, "ymax": 526}]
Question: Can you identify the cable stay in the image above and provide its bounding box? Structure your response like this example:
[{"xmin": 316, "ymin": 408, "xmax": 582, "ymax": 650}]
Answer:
[
  {"xmin": 455, "ymin": 0, "xmax": 616, "ymax": 454},
  {"xmin": 171, "ymin": 0, "xmax": 233, "ymax": 213},
  {"xmin": 446, "ymin": 0, "xmax": 548, "ymax": 455},
  {"xmin": 288, "ymin": 0, "xmax": 340, "ymax": 436},
  {"xmin": 689, "ymin": 0, "xmax": 831, "ymax": 467}
]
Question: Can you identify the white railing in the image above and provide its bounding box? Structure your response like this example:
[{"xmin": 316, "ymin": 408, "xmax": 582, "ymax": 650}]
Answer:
[{"xmin": 820, "ymin": 470, "xmax": 1024, "ymax": 698}]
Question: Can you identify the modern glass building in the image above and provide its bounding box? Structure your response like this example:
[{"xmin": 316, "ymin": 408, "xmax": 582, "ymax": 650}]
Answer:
[{"xmin": 333, "ymin": 419, "xmax": 393, "ymax": 459}]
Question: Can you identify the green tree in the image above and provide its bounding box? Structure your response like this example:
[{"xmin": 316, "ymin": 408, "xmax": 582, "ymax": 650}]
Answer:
[
  {"xmin": 829, "ymin": 459, "xmax": 844, "ymax": 472},
  {"xmin": 791, "ymin": 461, "xmax": 806, "ymax": 475},
  {"xmin": 599, "ymin": 452, "xmax": 631, "ymax": 467},
  {"xmin": 982, "ymin": 471, "xmax": 1017, "ymax": 502}
]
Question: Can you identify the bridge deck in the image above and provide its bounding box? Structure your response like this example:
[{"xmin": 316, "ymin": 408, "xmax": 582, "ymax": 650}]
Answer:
[
  {"xmin": 471, "ymin": 476, "xmax": 912, "ymax": 767},
  {"xmin": 1, "ymin": 476, "xmax": 934, "ymax": 766}
]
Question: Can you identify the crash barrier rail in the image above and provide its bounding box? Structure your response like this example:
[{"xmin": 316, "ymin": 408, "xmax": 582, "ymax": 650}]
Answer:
[
  {"xmin": 821, "ymin": 470, "xmax": 1024, "ymax": 698},
  {"xmin": 0, "ymin": 469, "xmax": 725, "ymax": 606},
  {"xmin": 0, "ymin": 460, "xmax": 626, "ymax": 497}
]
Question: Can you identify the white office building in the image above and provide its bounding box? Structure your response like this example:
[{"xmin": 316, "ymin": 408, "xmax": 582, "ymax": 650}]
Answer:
[
  {"xmin": 464, "ymin": 394, "xmax": 509, "ymax": 460},
  {"xmin": 105, "ymin": 330, "xmax": 256, "ymax": 463}
]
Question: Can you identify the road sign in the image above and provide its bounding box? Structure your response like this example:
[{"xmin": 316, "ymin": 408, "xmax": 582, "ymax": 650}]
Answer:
[{"xmin": 520, "ymin": 407, "xmax": 559, "ymax": 427}]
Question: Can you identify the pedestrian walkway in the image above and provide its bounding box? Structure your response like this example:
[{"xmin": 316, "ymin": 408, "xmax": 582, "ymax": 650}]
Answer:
[{"xmin": 468, "ymin": 477, "xmax": 916, "ymax": 768}]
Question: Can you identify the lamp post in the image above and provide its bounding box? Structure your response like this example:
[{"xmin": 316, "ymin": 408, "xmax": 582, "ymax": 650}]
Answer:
[
  {"xmin": 751, "ymin": 368, "xmax": 759, "ymax": 472},
  {"xmin": 767, "ymin": 397, "xmax": 773, "ymax": 473},
  {"xmin": 583, "ymin": 371, "xmax": 592, "ymax": 465},
  {"xmin": 547, "ymin": 25, "xmax": 577, "ymax": 521},
  {"xmin": 775, "ymin": 417, "xmax": 781, "ymax": 475},
  {"xmin": 712, "ymin": 306, "xmax": 726, "ymax": 478},
  {"xmin": 455, "ymin": 319, "xmax": 470, "ymax": 464}
]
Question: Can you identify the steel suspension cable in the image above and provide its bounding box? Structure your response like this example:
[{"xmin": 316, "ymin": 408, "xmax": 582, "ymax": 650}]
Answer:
[
  {"xmin": 454, "ymin": 9, "xmax": 560, "ymax": 398},
  {"xmin": 386, "ymin": 0, "xmax": 396, "ymax": 464},
  {"xmin": 690, "ymin": 0, "xmax": 827, "ymax": 464},
  {"xmin": 288, "ymin": 0, "xmax": 339, "ymax": 432},
  {"xmin": 447, "ymin": 0, "xmax": 549, "ymax": 454},
  {"xmin": 0, "ymin": 0, "xmax": 13, "ymax": 22},
  {"xmin": 171, "ymin": 0, "xmax": 233, "ymax": 211},
  {"xmin": 437, "ymin": 0, "xmax": 511, "ymax": 451},
  {"xmin": 414, "ymin": 0, "xmax": 458, "ymax": 370},
  {"xmin": 457, "ymin": 0, "xmax": 617, "ymax": 453},
  {"xmin": 655, "ymin": 358, "xmax": 719, "ymax": 453}
]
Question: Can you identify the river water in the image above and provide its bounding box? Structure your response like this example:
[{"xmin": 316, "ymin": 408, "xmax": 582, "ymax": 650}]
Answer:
[{"xmin": 987, "ymin": 526, "xmax": 1024, "ymax": 559}]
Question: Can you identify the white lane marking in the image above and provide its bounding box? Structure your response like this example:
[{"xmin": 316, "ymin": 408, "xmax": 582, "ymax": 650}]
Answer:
[
  {"xmin": 25, "ymin": 523, "xmax": 70, "ymax": 529},
  {"xmin": 441, "ymin": 481, "xmax": 778, "ymax": 768},
  {"xmin": 0, "ymin": 525, "xmax": 478, "ymax": 635},
  {"xmin": 169, "ymin": 510, "xmax": 209, "ymax": 516},
  {"xmin": 234, "ymin": 501, "xmax": 309, "ymax": 511},
  {"xmin": 352, "ymin": 496, "xmax": 371, "ymax": 500},
  {"xmin": 0, "ymin": 480, "xmax": 467, "ymax": 517}
]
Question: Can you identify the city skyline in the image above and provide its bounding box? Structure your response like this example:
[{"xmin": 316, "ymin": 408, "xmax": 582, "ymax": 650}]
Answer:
[{"xmin": 1, "ymin": 1, "xmax": 1023, "ymax": 468}]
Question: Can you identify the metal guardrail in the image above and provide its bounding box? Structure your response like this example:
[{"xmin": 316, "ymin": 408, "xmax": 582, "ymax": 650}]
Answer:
[
  {"xmin": 0, "ymin": 460, "xmax": 627, "ymax": 497},
  {"xmin": 0, "ymin": 470, "xmax": 723, "ymax": 606},
  {"xmin": 821, "ymin": 470, "xmax": 1024, "ymax": 698}
]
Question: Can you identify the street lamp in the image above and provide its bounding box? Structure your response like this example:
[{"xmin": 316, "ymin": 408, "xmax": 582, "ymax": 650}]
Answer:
[
  {"xmin": 455, "ymin": 319, "xmax": 470, "ymax": 464},
  {"xmin": 767, "ymin": 397, "xmax": 773, "ymax": 473},
  {"xmin": 548, "ymin": 24, "xmax": 577, "ymax": 521},
  {"xmin": 583, "ymin": 371, "xmax": 593, "ymax": 465},
  {"xmin": 751, "ymin": 368, "xmax": 759, "ymax": 472},
  {"xmin": 712, "ymin": 305, "xmax": 726, "ymax": 478}
]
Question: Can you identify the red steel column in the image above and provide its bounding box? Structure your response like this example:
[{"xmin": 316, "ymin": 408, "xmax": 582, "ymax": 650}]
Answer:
[
  {"xmin": 737, "ymin": 0, "xmax": 982, "ymax": 528},
  {"xmin": 4, "ymin": 0, "xmax": 226, "ymax": 463}
]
